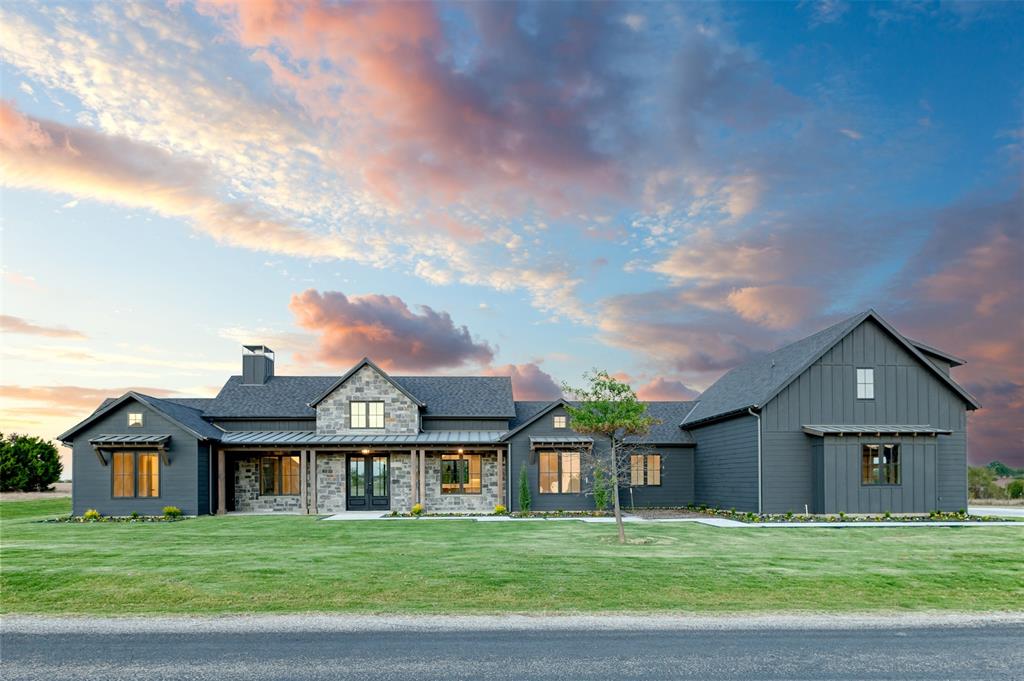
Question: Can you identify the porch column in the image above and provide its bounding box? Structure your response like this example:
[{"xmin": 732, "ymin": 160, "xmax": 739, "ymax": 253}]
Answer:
[
  {"xmin": 410, "ymin": 449, "xmax": 418, "ymax": 507},
  {"xmin": 418, "ymin": 449, "xmax": 426, "ymax": 510},
  {"xmin": 217, "ymin": 449, "xmax": 226, "ymax": 515},
  {"xmin": 310, "ymin": 449, "xmax": 318, "ymax": 515},
  {"xmin": 496, "ymin": 447, "xmax": 505, "ymax": 506},
  {"xmin": 300, "ymin": 449, "xmax": 308, "ymax": 514}
]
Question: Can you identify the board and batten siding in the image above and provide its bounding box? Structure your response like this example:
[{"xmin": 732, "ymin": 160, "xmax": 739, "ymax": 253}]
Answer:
[
  {"xmin": 760, "ymin": 318, "xmax": 970, "ymax": 513},
  {"xmin": 691, "ymin": 414, "xmax": 760, "ymax": 512},
  {"xmin": 817, "ymin": 436, "xmax": 938, "ymax": 514},
  {"xmin": 624, "ymin": 446, "xmax": 695, "ymax": 509},
  {"xmin": 70, "ymin": 400, "xmax": 202, "ymax": 516}
]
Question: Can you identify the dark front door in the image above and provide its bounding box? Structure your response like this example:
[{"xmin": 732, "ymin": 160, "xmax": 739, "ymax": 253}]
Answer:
[{"xmin": 346, "ymin": 454, "xmax": 390, "ymax": 510}]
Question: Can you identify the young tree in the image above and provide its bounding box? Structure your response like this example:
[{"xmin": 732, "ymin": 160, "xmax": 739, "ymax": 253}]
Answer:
[
  {"xmin": 518, "ymin": 462, "xmax": 532, "ymax": 513},
  {"xmin": 563, "ymin": 371, "xmax": 658, "ymax": 543},
  {"xmin": 0, "ymin": 433, "xmax": 63, "ymax": 492}
]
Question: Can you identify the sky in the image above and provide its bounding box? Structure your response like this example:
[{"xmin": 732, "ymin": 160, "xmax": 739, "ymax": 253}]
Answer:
[{"xmin": 0, "ymin": 0, "xmax": 1021, "ymax": 468}]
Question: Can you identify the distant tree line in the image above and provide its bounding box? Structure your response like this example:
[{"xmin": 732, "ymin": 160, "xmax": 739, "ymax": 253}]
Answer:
[{"xmin": 968, "ymin": 463, "xmax": 1024, "ymax": 501}]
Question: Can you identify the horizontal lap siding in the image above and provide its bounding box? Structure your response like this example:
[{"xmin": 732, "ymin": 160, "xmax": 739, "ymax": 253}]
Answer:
[
  {"xmin": 421, "ymin": 418, "xmax": 511, "ymax": 431},
  {"xmin": 70, "ymin": 401, "xmax": 200, "ymax": 516},
  {"xmin": 762, "ymin": 319, "xmax": 970, "ymax": 514},
  {"xmin": 691, "ymin": 414, "xmax": 759, "ymax": 512},
  {"xmin": 625, "ymin": 447, "xmax": 694, "ymax": 508}
]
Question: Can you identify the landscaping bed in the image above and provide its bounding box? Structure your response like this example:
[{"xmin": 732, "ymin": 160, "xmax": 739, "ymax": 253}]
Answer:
[{"xmin": 680, "ymin": 504, "xmax": 1007, "ymax": 523}]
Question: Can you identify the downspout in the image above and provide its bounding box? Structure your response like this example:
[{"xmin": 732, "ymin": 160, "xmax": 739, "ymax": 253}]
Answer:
[{"xmin": 748, "ymin": 408, "xmax": 762, "ymax": 514}]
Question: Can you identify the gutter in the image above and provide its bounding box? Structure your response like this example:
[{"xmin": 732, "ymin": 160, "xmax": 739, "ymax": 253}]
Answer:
[{"xmin": 748, "ymin": 407, "xmax": 762, "ymax": 514}]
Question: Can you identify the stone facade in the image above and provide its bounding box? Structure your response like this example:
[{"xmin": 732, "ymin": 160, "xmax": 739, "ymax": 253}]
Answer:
[
  {"xmin": 316, "ymin": 365, "xmax": 420, "ymax": 435},
  {"xmin": 422, "ymin": 452, "xmax": 502, "ymax": 513},
  {"xmin": 315, "ymin": 454, "xmax": 347, "ymax": 514},
  {"xmin": 232, "ymin": 457, "xmax": 302, "ymax": 513}
]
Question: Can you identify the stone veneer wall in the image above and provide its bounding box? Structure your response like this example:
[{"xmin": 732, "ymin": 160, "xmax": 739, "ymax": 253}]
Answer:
[
  {"xmin": 422, "ymin": 453, "xmax": 501, "ymax": 513},
  {"xmin": 233, "ymin": 457, "xmax": 302, "ymax": 513},
  {"xmin": 315, "ymin": 452, "xmax": 415, "ymax": 513},
  {"xmin": 316, "ymin": 365, "xmax": 419, "ymax": 435}
]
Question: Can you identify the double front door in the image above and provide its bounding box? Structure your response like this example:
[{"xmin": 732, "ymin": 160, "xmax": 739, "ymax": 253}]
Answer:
[{"xmin": 346, "ymin": 454, "xmax": 390, "ymax": 510}]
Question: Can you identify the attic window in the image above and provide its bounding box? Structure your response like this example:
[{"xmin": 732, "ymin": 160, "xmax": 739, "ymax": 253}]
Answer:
[
  {"xmin": 128, "ymin": 412, "xmax": 144, "ymax": 427},
  {"xmin": 553, "ymin": 415, "xmax": 567, "ymax": 429},
  {"xmin": 856, "ymin": 368, "xmax": 875, "ymax": 400},
  {"xmin": 350, "ymin": 401, "xmax": 385, "ymax": 429}
]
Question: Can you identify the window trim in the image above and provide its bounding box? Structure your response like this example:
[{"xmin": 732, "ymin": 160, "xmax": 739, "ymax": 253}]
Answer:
[
  {"xmin": 552, "ymin": 415, "xmax": 567, "ymax": 429},
  {"xmin": 127, "ymin": 412, "xmax": 144, "ymax": 427},
  {"xmin": 537, "ymin": 450, "xmax": 582, "ymax": 494},
  {"xmin": 259, "ymin": 454, "xmax": 301, "ymax": 496},
  {"xmin": 629, "ymin": 453, "xmax": 662, "ymax": 487},
  {"xmin": 440, "ymin": 453, "xmax": 482, "ymax": 495},
  {"xmin": 110, "ymin": 450, "xmax": 161, "ymax": 499},
  {"xmin": 861, "ymin": 443, "xmax": 901, "ymax": 486},
  {"xmin": 349, "ymin": 400, "xmax": 385, "ymax": 429},
  {"xmin": 856, "ymin": 367, "xmax": 875, "ymax": 400}
]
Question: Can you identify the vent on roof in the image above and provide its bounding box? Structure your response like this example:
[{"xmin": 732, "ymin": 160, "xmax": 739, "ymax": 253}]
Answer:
[{"xmin": 242, "ymin": 345, "xmax": 274, "ymax": 385}]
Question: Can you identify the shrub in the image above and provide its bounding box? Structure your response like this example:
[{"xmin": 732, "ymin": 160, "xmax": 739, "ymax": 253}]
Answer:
[
  {"xmin": 0, "ymin": 433, "xmax": 63, "ymax": 492},
  {"xmin": 162, "ymin": 506, "xmax": 183, "ymax": 519},
  {"xmin": 592, "ymin": 468, "xmax": 610, "ymax": 511},
  {"xmin": 493, "ymin": 504, "xmax": 507, "ymax": 515},
  {"xmin": 130, "ymin": 511, "xmax": 140, "ymax": 520},
  {"xmin": 411, "ymin": 503, "xmax": 424, "ymax": 517},
  {"xmin": 518, "ymin": 463, "xmax": 531, "ymax": 513},
  {"xmin": 83, "ymin": 509, "xmax": 101, "ymax": 521},
  {"xmin": 1007, "ymin": 479, "xmax": 1024, "ymax": 499}
]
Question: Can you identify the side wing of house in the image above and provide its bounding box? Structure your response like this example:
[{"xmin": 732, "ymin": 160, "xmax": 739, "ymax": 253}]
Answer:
[
  {"xmin": 68, "ymin": 398, "xmax": 203, "ymax": 516},
  {"xmin": 761, "ymin": 317, "xmax": 971, "ymax": 513},
  {"xmin": 688, "ymin": 414, "xmax": 760, "ymax": 512}
]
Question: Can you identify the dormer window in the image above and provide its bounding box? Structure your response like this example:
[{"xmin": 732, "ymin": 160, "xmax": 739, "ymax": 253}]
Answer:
[
  {"xmin": 350, "ymin": 401, "xmax": 385, "ymax": 429},
  {"xmin": 128, "ymin": 412, "xmax": 143, "ymax": 427},
  {"xmin": 553, "ymin": 415, "xmax": 567, "ymax": 429},
  {"xmin": 856, "ymin": 368, "xmax": 875, "ymax": 400}
]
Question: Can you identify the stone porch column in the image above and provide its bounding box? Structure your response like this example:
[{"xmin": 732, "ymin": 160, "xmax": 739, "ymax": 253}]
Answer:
[
  {"xmin": 410, "ymin": 449, "xmax": 418, "ymax": 508},
  {"xmin": 217, "ymin": 449, "xmax": 226, "ymax": 515},
  {"xmin": 418, "ymin": 449, "xmax": 426, "ymax": 510},
  {"xmin": 310, "ymin": 449, "xmax": 318, "ymax": 514},
  {"xmin": 300, "ymin": 449, "xmax": 308, "ymax": 514}
]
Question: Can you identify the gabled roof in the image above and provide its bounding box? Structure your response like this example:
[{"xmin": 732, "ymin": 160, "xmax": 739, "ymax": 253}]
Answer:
[
  {"xmin": 396, "ymin": 376, "xmax": 515, "ymax": 418},
  {"xmin": 682, "ymin": 309, "xmax": 980, "ymax": 428},
  {"xmin": 501, "ymin": 399, "xmax": 571, "ymax": 441},
  {"xmin": 308, "ymin": 358, "xmax": 426, "ymax": 408},
  {"xmin": 58, "ymin": 392, "xmax": 222, "ymax": 442},
  {"xmin": 907, "ymin": 339, "xmax": 966, "ymax": 367},
  {"xmin": 502, "ymin": 399, "xmax": 696, "ymax": 445}
]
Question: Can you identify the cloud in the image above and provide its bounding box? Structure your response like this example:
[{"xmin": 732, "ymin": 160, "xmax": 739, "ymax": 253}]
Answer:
[
  {"xmin": 839, "ymin": 128, "xmax": 863, "ymax": 140},
  {"xmin": 0, "ymin": 315, "xmax": 87, "ymax": 340},
  {"xmin": 801, "ymin": 0, "xmax": 850, "ymax": 27},
  {"xmin": 1, "ymin": 385, "xmax": 182, "ymax": 415},
  {"xmin": 483, "ymin": 363, "xmax": 562, "ymax": 401},
  {"xmin": 635, "ymin": 377, "xmax": 699, "ymax": 401},
  {"xmin": 288, "ymin": 289, "xmax": 494, "ymax": 372},
  {"xmin": 726, "ymin": 286, "xmax": 821, "ymax": 329}
]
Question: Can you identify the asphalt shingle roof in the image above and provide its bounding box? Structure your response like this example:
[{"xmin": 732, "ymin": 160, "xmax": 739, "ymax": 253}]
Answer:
[
  {"xmin": 508, "ymin": 400, "xmax": 696, "ymax": 444},
  {"xmin": 681, "ymin": 311, "xmax": 868, "ymax": 428},
  {"xmin": 205, "ymin": 375, "xmax": 515, "ymax": 419}
]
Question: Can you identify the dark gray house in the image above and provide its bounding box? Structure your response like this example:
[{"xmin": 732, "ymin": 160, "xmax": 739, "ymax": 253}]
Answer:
[{"xmin": 59, "ymin": 310, "xmax": 978, "ymax": 516}]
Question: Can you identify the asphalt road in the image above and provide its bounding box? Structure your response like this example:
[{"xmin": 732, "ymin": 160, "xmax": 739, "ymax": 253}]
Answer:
[{"xmin": 3, "ymin": 623, "xmax": 1021, "ymax": 680}]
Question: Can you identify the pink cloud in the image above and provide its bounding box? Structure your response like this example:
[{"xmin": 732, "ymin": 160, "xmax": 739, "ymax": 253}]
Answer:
[
  {"xmin": 726, "ymin": 286, "xmax": 821, "ymax": 329},
  {"xmin": 483, "ymin": 363, "xmax": 562, "ymax": 401},
  {"xmin": 288, "ymin": 289, "xmax": 494, "ymax": 372},
  {"xmin": 0, "ymin": 315, "xmax": 86, "ymax": 340},
  {"xmin": 635, "ymin": 377, "xmax": 700, "ymax": 401}
]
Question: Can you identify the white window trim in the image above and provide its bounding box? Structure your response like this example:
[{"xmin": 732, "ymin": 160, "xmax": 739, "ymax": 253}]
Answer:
[
  {"xmin": 856, "ymin": 368, "xmax": 875, "ymax": 400},
  {"xmin": 553, "ymin": 415, "xmax": 567, "ymax": 429},
  {"xmin": 127, "ymin": 412, "xmax": 144, "ymax": 427}
]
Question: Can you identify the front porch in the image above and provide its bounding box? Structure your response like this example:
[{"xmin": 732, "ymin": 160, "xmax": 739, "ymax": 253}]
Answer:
[{"xmin": 215, "ymin": 445, "xmax": 508, "ymax": 515}]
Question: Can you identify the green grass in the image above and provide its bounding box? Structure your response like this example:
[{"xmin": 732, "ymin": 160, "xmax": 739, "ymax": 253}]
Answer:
[{"xmin": 2, "ymin": 498, "xmax": 1022, "ymax": 615}]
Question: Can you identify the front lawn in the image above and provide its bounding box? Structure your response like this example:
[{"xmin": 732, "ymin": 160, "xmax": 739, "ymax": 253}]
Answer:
[{"xmin": 2, "ymin": 499, "xmax": 1021, "ymax": 615}]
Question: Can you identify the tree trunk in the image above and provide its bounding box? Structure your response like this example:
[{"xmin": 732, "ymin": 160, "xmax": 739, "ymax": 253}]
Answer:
[{"xmin": 611, "ymin": 437, "xmax": 625, "ymax": 544}]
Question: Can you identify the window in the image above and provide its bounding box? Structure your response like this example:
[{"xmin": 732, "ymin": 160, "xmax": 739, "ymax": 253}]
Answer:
[
  {"xmin": 260, "ymin": 455, "xmax": 300, "ymax": 495},
  {"xmin": 441, "ymin": 453, "xmax": 481, "ymax": 494},
  {"xmin": 861, "ymin": 444, "xmax": 900, "ymax": 485},
  {"xmin": 553, "ymin": 415, "xmax": 567, "ymax": 429},
  {"xmin": 630, "ymin": 454, "xmax": 662, "ymax": 486},
  {"xmin": 128, "ymin": 412, "xmax": 143, "ymax": 427},
  {"xmin": 111, "ymin": 451, "xmax": 159, "ymax": 497},
  {"xmin": 856, "ymin": 368, "xmax": 875, "ymax": 399},
  {"xmin": 538, "ymin": 451, "xmax": 581, "ymax": 494},
  {"xmin": 350, "ymin": 401, "xmax": 384, "ymax": 428}
]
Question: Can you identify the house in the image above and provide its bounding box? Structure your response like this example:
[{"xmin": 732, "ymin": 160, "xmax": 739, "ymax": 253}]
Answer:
[{"xmin": 58, "ymin": 309, "xmax": 979, "ymax": 516}]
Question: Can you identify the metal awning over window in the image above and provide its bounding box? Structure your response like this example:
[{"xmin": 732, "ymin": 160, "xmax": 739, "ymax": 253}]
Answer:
[
  {"xmin": 529, "ymin": 436, "xmax": 593, "ymax": 449},
  {"xmin": 89, "ymin": 434, "xmax": 172, "ymax": 466},
  {"xmin": 802, "ymin": 425, "xmax": 952, "ymax": 437}
]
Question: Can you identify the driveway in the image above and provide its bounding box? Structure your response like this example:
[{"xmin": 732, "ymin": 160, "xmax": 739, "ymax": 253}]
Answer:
[{"xmin": 3, "ymin": 615, "xmax": 1021, "ymax": 680}]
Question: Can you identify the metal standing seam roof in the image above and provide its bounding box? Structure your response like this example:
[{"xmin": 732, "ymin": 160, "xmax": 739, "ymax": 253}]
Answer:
[
  {"xmin": 88, "ymin": 434, "xmax": 172, "ymax": 445},
  {"xmin": 802, "ymin": 425, "xmax": 953, "ymax": 437},
  {"xmin": 219, "ymin": 430, "xmax": 508, "ymax": 446},
  {"xmin": 529, "ymin": 436, "xmax": 593, "ymax": 447}
]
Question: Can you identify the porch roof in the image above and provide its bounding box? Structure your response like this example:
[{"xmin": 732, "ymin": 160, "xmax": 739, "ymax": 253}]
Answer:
[
  {"xmin": 219, "ymin": 430, "xmax": 507, "ymax": 447},
  {"xmin": 802, "ymin": 424, "xmax": 952, "ymax": 437},
  {"xmin": 89, "ymin": 434, "xmax": 172, "ymax": 446}
]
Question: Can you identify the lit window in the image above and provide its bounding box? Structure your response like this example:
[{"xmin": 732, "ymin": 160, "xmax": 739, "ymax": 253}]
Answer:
[
  {"xmin": 440, "ymin": 453, "xmax": 481, "ymax": 494},
  {"xmin": 350, "ymin": 401, "xmax": 384, "ymax": 428},
  {"xmin": 538, "ymin": 451, "xmax": 580, "ymax": 494},
  {"xmin": 111, "ymin": 451, "xmax": 159, "ymax": 498},
  {"xmin": 112, "ymin": 452, "xmax": 134, "ymax": 497},
  {"xmin": 138, "ymin": 453, "xmax": 159, "ymax": 497},
  {"xmin": 861, "ymin": 444, "xmax": 900, "ymax": 485},
  {"xmin": 856, "ymin": 368, "xmax": 875, "ymax": 399},
  {"xmin": 128, "ymin": 412, "xmax": 143, "ymax": 427},
  {"xmin": 630, "ymin": 454, "xmax": 661, "ymax": 486},
  {"xmin": 553, "ymin": 415, "xmax": 567, "ymax": 429},
  {"xmin": 260, "ymin": 455, "xmax": 300, "ymax": 495}
]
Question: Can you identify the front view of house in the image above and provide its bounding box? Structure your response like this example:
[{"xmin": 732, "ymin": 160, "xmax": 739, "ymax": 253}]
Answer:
[{"xmin": 60, "ymin": 309, "xmax": 979, "ymax": 517}]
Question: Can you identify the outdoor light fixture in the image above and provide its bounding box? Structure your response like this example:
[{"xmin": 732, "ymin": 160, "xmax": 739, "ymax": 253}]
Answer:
[
  {"xmin": 457, "ymin": 448, "xmax": 464, "ymax": 454},
  {"xmin": 360, "ymin": 449, "xmax": 370, "ymax": 454}
]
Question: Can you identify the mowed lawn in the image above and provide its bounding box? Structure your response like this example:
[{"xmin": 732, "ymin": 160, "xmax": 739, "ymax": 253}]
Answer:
[{"xmin": 2, "ymin": 499, "xmax": 1022, "ymax": 615}]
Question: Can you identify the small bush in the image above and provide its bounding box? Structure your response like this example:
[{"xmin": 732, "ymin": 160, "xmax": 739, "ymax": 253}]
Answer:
[
  {"xmin": 83, "ymin": 509, "xmax": 101, "ymax": 521},
  {"xmin": 592, "ymin": 468, "xmax": 610, "ymax": 511},
  {"xmin": 518, "ymin": 463, "xmax": 531, "ymax": 513},
  {"xmin": 493, "ymin": 504, "xmax": 507, "ymax": 515},
  {"xmin": 411, "ymin": 503, "xmax": 424, "ymax": 517},
  {"xmin": 162, "ymin": 506, "xmax": 183, "ymax": 519},
  {"xmin": 130, "ymin": 511, "xmax": 140, "ymax": 519}
]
